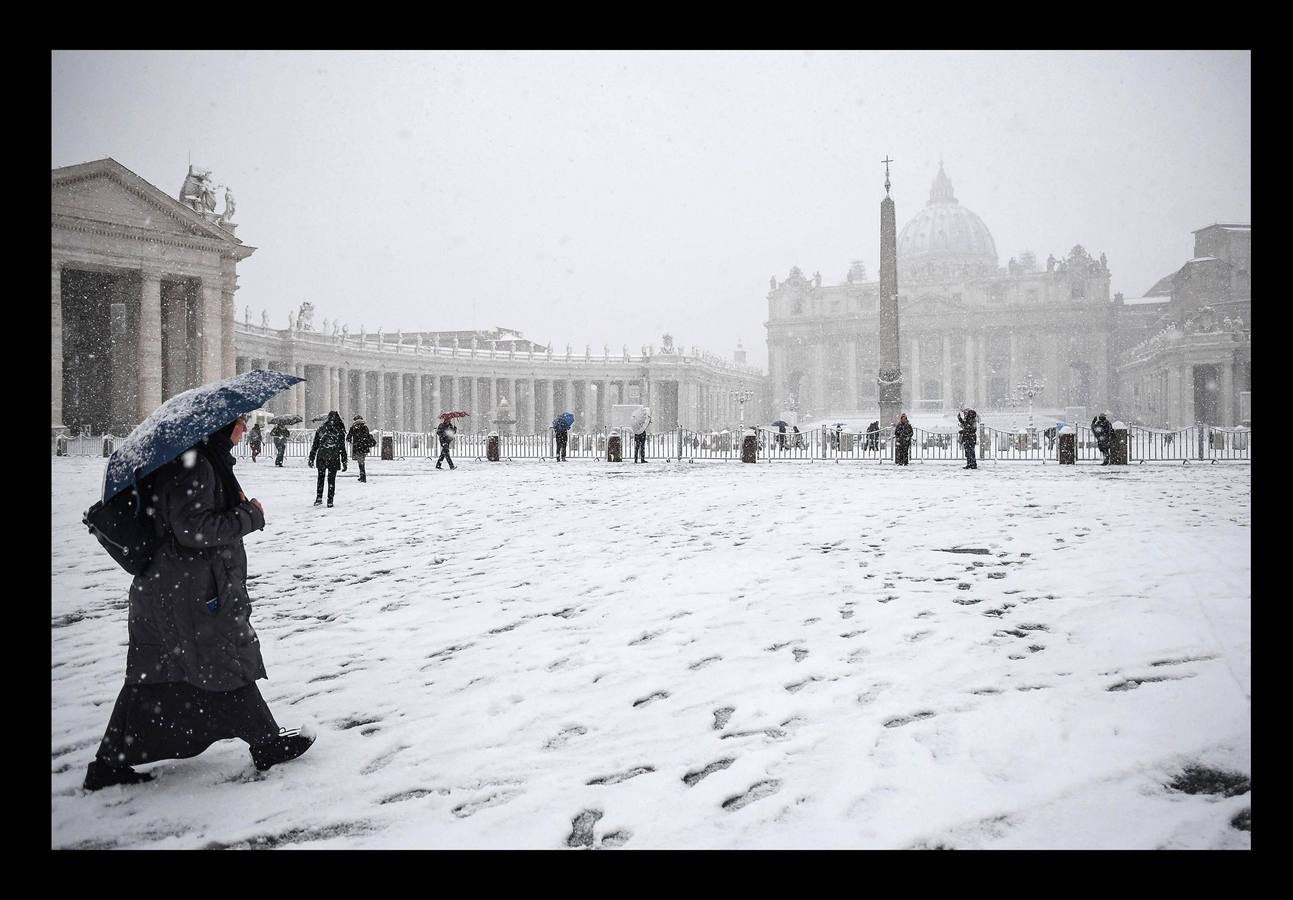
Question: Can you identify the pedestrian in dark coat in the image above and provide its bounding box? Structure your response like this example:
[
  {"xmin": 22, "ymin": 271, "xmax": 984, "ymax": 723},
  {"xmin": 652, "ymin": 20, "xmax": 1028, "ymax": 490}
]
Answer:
[
  {"xmin": 308, "ymin": 411, "xmax": 348, "ymax": 506},
  {"xmin": 83, "ymin": 415, "xmax": 315, "ymax": 791},
  {"xmin": 1092, "ymin": 413, "xmax": 1114, "ymax": 465},
  {"xmin": 777, "ymin": 422, "xmax": 787, "ymax": 450},
  {"xmin": 553, "ymin": 415, "xmax": 570, "ymax": 461},
  {"xmin": 894, "ymin": 414, "xmax": 914, "ymax": 465},
  {"xmin": 792, "ymin": 425, "xmax": 804, "ymax": 449},
  {"xmin": 435, "ymin": 417, "xmax": 457, "ymax": 469},
  {"xmin": 958, "ymin": 408, "xmax": 979, "ymax": 469},
  {"xmin": 248, "ymin": 423, "xmax": 263, "ymax": 462},
  {"xmin": 632, "ymin": 410, "xmax": 651, "ymax": 463},
  {"xmin": 866, "ymin": 421, "xmax": 881, "ymax": 451},
  {"xmin": 346, "ymin": 415, "xmax": 375, "ymax": 482},
  {"xmin": 270, "ymin": 422, "xmax": 291, "ymax": 467}
]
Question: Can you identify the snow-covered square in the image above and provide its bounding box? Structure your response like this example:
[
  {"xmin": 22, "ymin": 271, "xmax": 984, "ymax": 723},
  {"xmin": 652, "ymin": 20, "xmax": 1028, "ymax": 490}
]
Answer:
[{"xmin": 51, "ymin": 456, "xmax": 1251, "ymax": 849}]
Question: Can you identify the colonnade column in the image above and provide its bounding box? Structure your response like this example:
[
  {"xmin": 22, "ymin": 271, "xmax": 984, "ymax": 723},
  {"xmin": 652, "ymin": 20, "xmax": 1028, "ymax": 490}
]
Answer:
[
  {"xmin": 51, "ymin": 262, "xmax": 63, "ymax": 427},
  {"xmin": 200, "ymin": 280, "xmax": 223, "ymax": 383},
  {"xmin": 220, "ymin": 285, "xmax": 236, "ymax": 379},
  {"xmin": 414, "ymin": 373, "xmax": 425, "ymax": 433},
  {"xmin": 1047, "ymin": 334, "xmax": 1063, "ymax": 409},
  {"xmin": 430, "ymin": 375, "xmax": 441, "ymax": 424},
  {"xmin": 394, "ymin": 372, "xmax": 406, "ymax": 432},
  {"xmin": 977, "ymin": 337, "xmax": 988, "ymax": 410},
  {"xmin": 467, "ymin": 377, "xmax": 477, "ymax": 427},
  {"xmin": 910, "ymin": 336, "xmax": 921, "ymax": 411},
  {"xmin": 942, "ymin": 334, "xmax": 953, "ymax": 411},
  {"xmin": 1220, "ymin": 362, "xmax": 1234, "ymax": 426},
  {"xmin": 844, "ymin": 340, "xmax": 858, "ymax": 412},
  {"xmin": 544, "ymin": 380, "xmax": 555, "ymax": 429},
  {"xmin": 376, "ymin": 371, "xmax": 387, "ymax": 431},
  {"xmin": 1008, "ymin": 332, "xmax": 1020, "ymax": 395},
  {"xmin": 136, "ymin": 271, "xmax": 163, "ymax": 419},
  {"xmin": 293, "ymin": 364, "xmax": 305, "ymax": 418},
  {"xmin": 357, "ymin": 370, "xmax": 368, "ymax": 420},
  {"xmin": 963, "ymin": 334, "xmax": 974, "ymax": 408}
]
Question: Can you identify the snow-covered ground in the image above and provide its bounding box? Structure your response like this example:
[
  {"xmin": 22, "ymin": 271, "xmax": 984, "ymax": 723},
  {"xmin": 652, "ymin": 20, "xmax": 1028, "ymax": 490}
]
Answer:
[{"xmin": 51, "ymin": 455, "xmax": 1251, "ymax": 849}]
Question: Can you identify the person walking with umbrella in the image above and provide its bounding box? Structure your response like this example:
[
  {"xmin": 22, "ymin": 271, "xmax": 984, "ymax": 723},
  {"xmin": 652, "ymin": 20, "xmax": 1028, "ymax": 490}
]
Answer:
[
  {"xmin": 347, "ymin": 415, "xmax": 375, "ymax": 482},
  {"xmin": 270, "ymin": 419, "xmax": 293, "ymax": 466},
  {"xmin": 553, "ymin": 412, "xmax": 574, "ymax": 461},
  {"xmin": 308, "ymin": 411, "xmax": 348, "ymax": 506},
  {"xmin": 894, "ymin": 413, "xmax": 914, "ymax": 465},
  {"xmin": 83, "ymin": 372, "xmax": 315, "ymax": 790},
  {"xmin": 772, "ymin": 420, "xmax": 788, "ymax": 450},
  {"xmin": 435, "ymin": 412, "xmax": 465, "ymax": 470},
  {"xmin": 631, "ymin": 406, "xmax": 651, "ymax": 463},
  {"xmin": 247, "ymin": 421, "xmax": 264, "ymax": 463},
  {"xmin": 958, "ymin": 407, "xmax": 979, "ymax": 469}
]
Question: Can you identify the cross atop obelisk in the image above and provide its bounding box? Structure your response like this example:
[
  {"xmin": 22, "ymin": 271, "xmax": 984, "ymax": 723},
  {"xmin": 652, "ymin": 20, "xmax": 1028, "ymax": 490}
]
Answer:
[{"xmin": 882, "ymin": 156, "xmax": 893, "ymax": 197}]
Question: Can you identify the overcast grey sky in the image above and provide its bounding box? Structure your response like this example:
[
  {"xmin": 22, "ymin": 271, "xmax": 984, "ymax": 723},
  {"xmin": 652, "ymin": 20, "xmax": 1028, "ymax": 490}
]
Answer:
[{"xmin": 52, "ymin": 50, "xmax": 1250, "ymax": 369}]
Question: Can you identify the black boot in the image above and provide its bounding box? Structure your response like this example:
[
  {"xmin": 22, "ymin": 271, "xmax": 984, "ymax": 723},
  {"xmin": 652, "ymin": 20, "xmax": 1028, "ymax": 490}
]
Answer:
[
  {"xmin": 327, "ymin": 499, "xmax": 334, "ymax": 507},
  {"xmin": 83, "ymin": 759, "xmax": 153, "ymax": 791},
  {"xmin": 250, "ymin": 726, "xmax": 317, "ymax": 772},
  {"xmin": 314, "ymin": 497, "xmax": 323, "ymax": 506}
]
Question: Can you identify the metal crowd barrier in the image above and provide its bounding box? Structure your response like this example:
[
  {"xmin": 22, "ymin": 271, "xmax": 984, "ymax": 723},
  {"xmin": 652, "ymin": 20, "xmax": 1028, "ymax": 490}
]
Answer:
[{"xmin": 54, "ymin": 423, "xmax": 1253, "ymax": 464}]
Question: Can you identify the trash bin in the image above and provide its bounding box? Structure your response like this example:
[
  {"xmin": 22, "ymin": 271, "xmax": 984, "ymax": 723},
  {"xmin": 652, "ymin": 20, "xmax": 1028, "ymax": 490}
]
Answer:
[
  {"xmin": 381, "ymin": 435, "xmax": 394, "ymax": 460},
  {"xmin": 1110, "ymin": 421, "xmax": 1128, "ymax": 465},
  {"xmin": 487, "ymin": 433, "xmax": 500, "ymax": 462},
  {"xmin": 1058, "ymin": 426, "xmax": 1076, "ymax": 465},
  {"xmin": 741, "ymin": 434, "xmax": 758, "ymax": 463},
  {"xmin": 102, "ymin": 437, "xmax": 114, "ymax": 457},
  {"xmin": 840, "ymin": 432, "xmax": 855, "ymax": 452},
  {"xmin": 1016, "ymin": 430, "xmax": 1030, "ymax": 452},
  {"xmin": 607, "ymin": 434, "xmax": 622, "ymax": 462}
]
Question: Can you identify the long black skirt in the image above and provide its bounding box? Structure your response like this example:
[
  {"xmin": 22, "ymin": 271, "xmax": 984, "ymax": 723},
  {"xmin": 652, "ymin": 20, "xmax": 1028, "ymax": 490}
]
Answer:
[{"xmin": 95, "ymin": 681, "xmax": 280, "ymax": 767}]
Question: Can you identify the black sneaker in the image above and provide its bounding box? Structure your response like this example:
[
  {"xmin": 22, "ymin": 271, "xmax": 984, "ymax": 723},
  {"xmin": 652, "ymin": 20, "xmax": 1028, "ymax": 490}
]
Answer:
[
  {"xmin": 250, "ymin": 725, "xmax": 316, "ymax": 772},
  {"xmin": 83, "ymin": 759, "xmax": 153, "ymax": 791},
  {"xmin": 327, "ymin": 500, "xmax": 334, "ymax": 507},
  {"xmin": 314, "ymin": 498, "xmax": 323, "ymax": 506}
]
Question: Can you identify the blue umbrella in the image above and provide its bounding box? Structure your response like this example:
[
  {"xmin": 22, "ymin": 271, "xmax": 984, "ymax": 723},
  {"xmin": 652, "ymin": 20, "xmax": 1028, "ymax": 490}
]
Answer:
[
  {"xmin": 554, "ymin": 412, "xmax": 575, "ymax": 429},
  {"xmin": 102, "ymin": 369, "xmax": 304, "ymax": 503}
]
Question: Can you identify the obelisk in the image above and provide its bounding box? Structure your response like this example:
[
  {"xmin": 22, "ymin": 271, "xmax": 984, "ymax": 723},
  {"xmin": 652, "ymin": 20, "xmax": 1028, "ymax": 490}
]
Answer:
[{"xmin": 877, "ymin": 157, "xmax": 902, "ymax": 426}]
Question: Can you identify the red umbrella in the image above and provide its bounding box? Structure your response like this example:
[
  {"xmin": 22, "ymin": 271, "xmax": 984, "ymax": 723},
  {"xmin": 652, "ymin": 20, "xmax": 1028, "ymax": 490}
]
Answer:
[{"xmin": 439, "ymin": 411, "xmax": 470, "ymax": 422}]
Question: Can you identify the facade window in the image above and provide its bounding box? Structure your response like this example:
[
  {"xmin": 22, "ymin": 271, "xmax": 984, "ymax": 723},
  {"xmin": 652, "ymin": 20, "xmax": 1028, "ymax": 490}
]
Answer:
[{"xmin": 792, "ymin": 298, "xmax": 804, "ymax": 315}]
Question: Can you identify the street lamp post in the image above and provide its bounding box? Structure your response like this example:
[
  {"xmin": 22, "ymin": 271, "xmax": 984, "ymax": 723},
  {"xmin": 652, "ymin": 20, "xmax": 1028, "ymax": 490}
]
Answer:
[
  {"xmin": 1016, "ymin": 373, "xmax": 1046, "ymax": 433},
  {"xmin": 730, "ymin": 389, "xmax": 756, "ymax": 432}
]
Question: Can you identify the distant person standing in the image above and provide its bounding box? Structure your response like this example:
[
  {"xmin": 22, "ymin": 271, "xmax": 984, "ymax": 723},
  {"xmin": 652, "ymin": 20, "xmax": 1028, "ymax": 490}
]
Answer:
[
  {"xmin": 866, "ymin": 421, "xmax": 881, "ymax": 451},
  {"xmin": 632, "ymin": 408, "xmax": 651, "ymax": 463},
  {"xmin": 777, "ymin": 422, "xmax": 787, "ymax": 450},
  {"xmin": 1091, "ymin": 413, "xmax": 1114, "ymax": 465},
  {"xmin": 270, "ymin": 422, "xmax": 290, "ymax": 467},
  {"xmin": 894, "ymin": 413, "xmax": 914, "ymax": 466},
  {"xmin": 308, "ymin": 411, "xmax": 348, "ymax": 507},
  {"xmin": 958, "ymin": 408, "xmax": 979, "ymax": 470},
  {"xmin": 553, "ymin": 415, "xmax": 571, "ymax": 462},
  {"xmin": 247, "ymin": 422, "xmax": 263, "ymax": 463},
  {"xmin": 347, "ymin": 415, "xmax": 375, "ymax": 482},
  {"xmin": 435, "ymin": 416, "xmax": 457, "ymax": 470}
]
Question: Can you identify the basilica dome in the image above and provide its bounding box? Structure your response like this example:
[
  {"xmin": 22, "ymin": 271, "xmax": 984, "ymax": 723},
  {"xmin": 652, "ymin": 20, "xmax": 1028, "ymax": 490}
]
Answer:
[{"xmin": 896, "ymin": 163, "xmax": 998, "ymax": 282}]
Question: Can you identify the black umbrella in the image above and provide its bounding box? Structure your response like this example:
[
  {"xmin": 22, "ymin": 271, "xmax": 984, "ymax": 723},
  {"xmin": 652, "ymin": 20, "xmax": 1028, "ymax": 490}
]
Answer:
[
  {"xmin": 269, "ymin": 414, "xmax": 302, "ymax": 426},
  {"xmin": 102, "ymin": 369, "xmax": 303, "ymax": 503},
  {"xmin": 770, "ymin": 420, "xmax": 789, "ymax": 428}
]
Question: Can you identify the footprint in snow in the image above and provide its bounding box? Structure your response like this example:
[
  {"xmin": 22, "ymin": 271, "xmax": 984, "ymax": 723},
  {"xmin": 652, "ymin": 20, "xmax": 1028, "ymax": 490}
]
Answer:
[
  {"xmin": 632, "ymin": 691, "xmax": 670, "ymax": 708},
  {"xmin": 722, "ymin": 780, "xmax": 782, "ymax": 811},
  {"xmin": 586, "ymin": 766, "xmax": 655, "ymax": 786},
  {"xmin": 683, "ymin": 758, "xmax": 735, "ymax": 786}
]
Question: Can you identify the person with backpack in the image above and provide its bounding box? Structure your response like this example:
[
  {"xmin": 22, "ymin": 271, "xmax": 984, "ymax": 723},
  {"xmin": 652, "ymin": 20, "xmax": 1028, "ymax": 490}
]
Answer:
[
  {"xmin": 82, "ymin": 413, "xmax": 315, "ymax": 791},
  {"xmin": 247, "ymin": 422, "xmax": 264, "ymax": 463},
  {"xmin": 553, "ymin": 414, "xmax": 571, "ymax": 461},
  {"xmin": 435, "ymin": 416, "xmax": 457, "ymax": 470},
  {"xmin": 958, "ymin": 408, "xmax": 979, "ymax": 469},
  {"xmin": 270, "ymin": 421, "xmax": 291, "ymax": 467},
  {"xmin": 1091, "ymin": 413, "xmax": 1114, "ymax": 465},
  {"xmin": 308, "ymin": 411, "xmax": 348, "ymax": 507},
  {"xmin": 866, "ymin": 421, "xmax": 881, "ymax": 451},
  {"xmin": 894, "ymin": 413, "xmax": 914, "ymax": 465},
  {"xmin": 346, "ymin": 415, "xmax": 375, "ymax": 482}
]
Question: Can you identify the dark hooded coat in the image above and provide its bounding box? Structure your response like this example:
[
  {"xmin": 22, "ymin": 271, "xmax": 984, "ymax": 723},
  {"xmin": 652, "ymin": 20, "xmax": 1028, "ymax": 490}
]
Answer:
[
  {"xmin": 309, "ymin": 412, "xmax": 349, "ymax": 467},
  {"xmin": 347, "ymin": 421, "xmax": 376, "ymax": 456},
  {"xmin": 958, "ymin": 410, "xmax": 978, "ymax": 447},
  {"xmin": 1091, "ymin": 415, "xmax": 1113, "ymax": 451},
  {"xmin": 123, "ymin": 437, "xmax": 268, "ymax": 691},
  {"xmin": 270, "ymin": 422, "xmax": 291, "ymax": 447}
]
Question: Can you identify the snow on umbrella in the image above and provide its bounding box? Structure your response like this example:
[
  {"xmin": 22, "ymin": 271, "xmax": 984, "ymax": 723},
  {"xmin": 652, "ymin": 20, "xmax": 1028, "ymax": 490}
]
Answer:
[
  {"xmin": 102, "ymin": 369, "xmax": 304, "ymax": 504},
  {"xmin": 630, "ymin": 406, "xmax": 651, "ymax": 434},
  {"xmin": 771, "ymin": 420, "xmax": 789, "ymax": 428},
  {"xmin": 439, "ymin": 411, "xmax": 470, "ymax": 421},
  {"xmin": 554, "ymin": 412, "xmax": 575, "ymax": 429},
  {"xmin": 269, "ymin": 414, "xmax": 302, "ymax": 425}
]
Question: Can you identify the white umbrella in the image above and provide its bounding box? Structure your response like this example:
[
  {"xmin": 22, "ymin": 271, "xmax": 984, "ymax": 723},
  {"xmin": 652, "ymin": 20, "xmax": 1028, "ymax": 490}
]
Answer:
[{"xmin": 630, "ymin": 406, "xmax": 651, "ymax": 435}]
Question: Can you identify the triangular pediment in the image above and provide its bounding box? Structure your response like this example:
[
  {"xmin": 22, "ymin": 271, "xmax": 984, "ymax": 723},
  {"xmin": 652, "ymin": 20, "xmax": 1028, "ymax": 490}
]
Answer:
[{"xmin": 51, "ymin": 158, "xmax": 243, "ymax": 246}]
